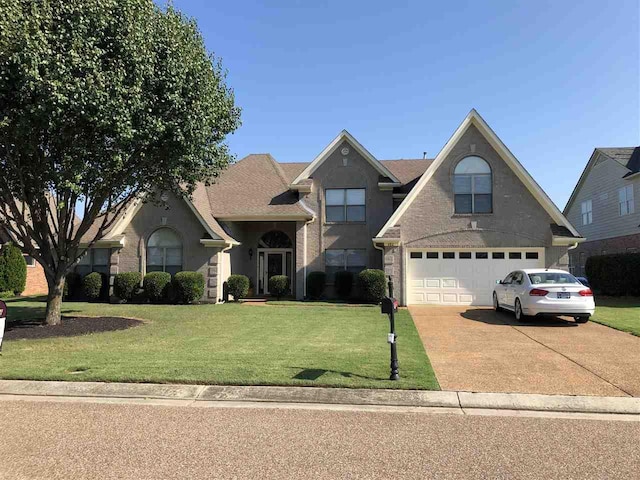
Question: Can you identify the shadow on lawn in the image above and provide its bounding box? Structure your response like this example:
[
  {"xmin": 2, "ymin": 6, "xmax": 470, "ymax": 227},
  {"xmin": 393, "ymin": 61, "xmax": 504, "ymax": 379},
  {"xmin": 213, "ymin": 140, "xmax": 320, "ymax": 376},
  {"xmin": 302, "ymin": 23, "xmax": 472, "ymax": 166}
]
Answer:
[
  {"xmin": 290, "ymin": 367, "xmax": 387, "ymax": 382},
  {"xmin": 461, "ymin": 308, "xmax": 578, "ymax": 327},
  {"xmin": 595, "ymin": 296, "xmax": 640, "ymax": 308}
]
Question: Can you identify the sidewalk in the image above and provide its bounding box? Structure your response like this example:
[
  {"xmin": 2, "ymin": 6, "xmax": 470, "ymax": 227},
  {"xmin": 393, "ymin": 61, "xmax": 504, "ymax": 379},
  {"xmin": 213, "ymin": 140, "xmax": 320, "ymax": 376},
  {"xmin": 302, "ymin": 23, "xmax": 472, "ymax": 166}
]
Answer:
[{"xmin": 0, "ymin": 380, "xmax": 639, "ymax": 415}]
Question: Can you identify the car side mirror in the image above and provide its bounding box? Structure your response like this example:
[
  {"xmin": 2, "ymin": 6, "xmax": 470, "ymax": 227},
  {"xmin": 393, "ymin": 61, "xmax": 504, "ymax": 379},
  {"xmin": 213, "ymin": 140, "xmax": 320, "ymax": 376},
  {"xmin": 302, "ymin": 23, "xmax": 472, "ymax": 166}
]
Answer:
[{"xmin": 496, "ymin": 280, "xmax": 503, "ymax": 284}]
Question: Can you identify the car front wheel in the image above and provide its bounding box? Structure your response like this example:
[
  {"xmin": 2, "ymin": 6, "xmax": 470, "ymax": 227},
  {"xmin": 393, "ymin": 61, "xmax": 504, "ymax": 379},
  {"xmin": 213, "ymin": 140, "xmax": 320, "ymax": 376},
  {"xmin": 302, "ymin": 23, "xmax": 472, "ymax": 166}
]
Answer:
[
  {"xmin": 493, "ymin": 293, "xmax": 502, "ymax": 312},
  {"xmin": 574, "ymin": 315, "xmax": 589, "ymax": 324}
]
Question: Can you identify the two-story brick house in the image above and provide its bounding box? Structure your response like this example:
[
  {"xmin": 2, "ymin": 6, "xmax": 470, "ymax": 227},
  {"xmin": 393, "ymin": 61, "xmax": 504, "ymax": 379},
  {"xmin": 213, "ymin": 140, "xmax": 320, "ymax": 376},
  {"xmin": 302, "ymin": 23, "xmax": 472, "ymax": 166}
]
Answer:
[
  {"xmin": 61, "ymin": 109, "xmax": 582, "ymax": 306},
  {"xmin": 563, "ymin": 147, "xmax": 640, "ymax": 276}
]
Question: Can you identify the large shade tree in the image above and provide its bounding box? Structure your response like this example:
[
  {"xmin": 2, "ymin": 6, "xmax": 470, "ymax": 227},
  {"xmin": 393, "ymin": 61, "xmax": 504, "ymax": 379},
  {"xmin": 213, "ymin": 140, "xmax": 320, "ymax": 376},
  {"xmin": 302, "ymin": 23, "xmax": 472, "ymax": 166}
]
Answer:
[{"xmin": 0, "ymin": 0, "xmax": 241, "ymax": 324}]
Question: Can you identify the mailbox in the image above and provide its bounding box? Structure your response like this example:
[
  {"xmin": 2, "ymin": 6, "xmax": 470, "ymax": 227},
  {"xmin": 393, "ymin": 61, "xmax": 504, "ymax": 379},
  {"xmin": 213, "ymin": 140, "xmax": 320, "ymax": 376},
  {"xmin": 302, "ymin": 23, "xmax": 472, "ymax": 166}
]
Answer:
[
  {"xmin": 0, "ymin": 299, "xmax": 6, "ymax": 353},
  {"xmin": 381, "ymin": 297, "xmax": 398, "ymax": 315}
]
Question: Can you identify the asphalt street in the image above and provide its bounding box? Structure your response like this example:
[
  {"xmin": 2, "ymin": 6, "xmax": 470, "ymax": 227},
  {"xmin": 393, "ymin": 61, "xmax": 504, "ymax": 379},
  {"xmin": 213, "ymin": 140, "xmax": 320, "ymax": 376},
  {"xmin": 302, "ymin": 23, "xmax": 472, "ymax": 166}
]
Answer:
[{"xmin": 1, "ymin": 399, "xmax": 638, "ymax": 479}]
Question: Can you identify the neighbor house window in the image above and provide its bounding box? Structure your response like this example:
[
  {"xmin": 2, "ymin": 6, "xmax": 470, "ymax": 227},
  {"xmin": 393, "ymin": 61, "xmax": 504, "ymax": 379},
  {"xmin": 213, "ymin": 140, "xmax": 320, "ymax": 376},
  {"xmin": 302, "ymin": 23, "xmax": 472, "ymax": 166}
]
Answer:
[
  {"xmin": 147, "ymin": 228, "xmax": 182, "ymax": 276},
  {"xmin": 325, "ymin": 249, "xmax": 366, "ymax": 281},
  {"xmin": 581, "ymin": 199, "xmax": 592, "ymax": 225},
  {"xmin": 325, "ymin": 188, "xmax": 366, "ymax": 222},
  {"xmin": 453, "ymin": 156, "xmax": 492, "ymax": 214},
  {"xmin": 23, "ymin": 255, "xmax": 36, "ymax": 267},
  {"xmin": 619, "ymin": 185, "xmax": 634, "ymax": 216},
  {"xmin": 76, "ymin": 248, "xmax": 110, "ymax": 276}
]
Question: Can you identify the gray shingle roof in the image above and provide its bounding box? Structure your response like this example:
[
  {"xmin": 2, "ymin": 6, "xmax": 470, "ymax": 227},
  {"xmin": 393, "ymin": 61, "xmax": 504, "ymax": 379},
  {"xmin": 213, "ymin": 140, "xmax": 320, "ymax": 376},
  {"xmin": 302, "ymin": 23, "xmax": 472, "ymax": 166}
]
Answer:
[{"xmin": 598, "ymin": 147, "xmax": 640, "ymax": 173}]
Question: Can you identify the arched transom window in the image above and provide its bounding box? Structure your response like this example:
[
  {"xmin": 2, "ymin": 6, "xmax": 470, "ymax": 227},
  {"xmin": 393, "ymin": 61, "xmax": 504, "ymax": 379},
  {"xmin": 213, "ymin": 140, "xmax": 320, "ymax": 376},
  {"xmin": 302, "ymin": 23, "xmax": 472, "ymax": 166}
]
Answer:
[
  {"xmin": 147, "ymin": 228, "xmax": 183, "ymax": 276},
  {"xmin": 453, "ymin": 156, "xmax": 492, "ymax": 214}
]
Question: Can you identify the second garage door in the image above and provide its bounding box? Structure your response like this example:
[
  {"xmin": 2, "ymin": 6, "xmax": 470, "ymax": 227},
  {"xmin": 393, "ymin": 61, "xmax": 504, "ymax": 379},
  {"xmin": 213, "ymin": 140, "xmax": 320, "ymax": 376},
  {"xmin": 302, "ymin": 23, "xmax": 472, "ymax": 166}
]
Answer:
[{"xmin": 407, "ymin": 249, "xmax": 544, "ymax": 305}]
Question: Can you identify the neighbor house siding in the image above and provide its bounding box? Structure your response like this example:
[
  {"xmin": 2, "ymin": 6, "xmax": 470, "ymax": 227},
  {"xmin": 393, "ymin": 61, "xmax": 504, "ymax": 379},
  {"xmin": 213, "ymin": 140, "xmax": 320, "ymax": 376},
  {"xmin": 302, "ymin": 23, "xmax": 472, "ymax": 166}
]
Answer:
[
  {"xmin": 565, "ymin": 155, "xmax": 640, "ymax": 242},
  {"xmin": 22, "ymin": 259, "xmax": 47, "ymax": 296}
]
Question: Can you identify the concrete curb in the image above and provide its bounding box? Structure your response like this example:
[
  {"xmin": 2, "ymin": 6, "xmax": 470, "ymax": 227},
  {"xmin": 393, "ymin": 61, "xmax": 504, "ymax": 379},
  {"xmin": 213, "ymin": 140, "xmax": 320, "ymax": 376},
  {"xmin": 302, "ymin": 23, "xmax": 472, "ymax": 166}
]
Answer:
[
  {"xmin": 458, "ymin": 392, "xmax": 640, "ymax": 415},
  {"xmin": 0, "ymin": 380, "xmax": 638, "ymax": 415}
]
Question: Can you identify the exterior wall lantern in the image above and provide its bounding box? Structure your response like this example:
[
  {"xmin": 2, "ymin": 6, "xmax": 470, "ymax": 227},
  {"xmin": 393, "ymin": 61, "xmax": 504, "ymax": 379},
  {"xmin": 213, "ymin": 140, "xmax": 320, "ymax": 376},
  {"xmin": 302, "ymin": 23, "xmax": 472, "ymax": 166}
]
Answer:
[{"xmin": 248, "ymin": 248, "xmax": 253, "ymax": 260}]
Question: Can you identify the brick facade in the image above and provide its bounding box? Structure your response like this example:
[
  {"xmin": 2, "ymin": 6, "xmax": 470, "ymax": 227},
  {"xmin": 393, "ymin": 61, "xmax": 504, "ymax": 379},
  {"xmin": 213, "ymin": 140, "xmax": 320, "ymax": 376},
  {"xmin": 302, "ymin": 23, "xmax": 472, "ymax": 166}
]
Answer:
[
  {"xmin": 569, "ymin": 232, "xmax": 640, "ymax": 276},
  {"xmin": 22, "ymin": 260, "xmax": 48, "ymax": 296}
]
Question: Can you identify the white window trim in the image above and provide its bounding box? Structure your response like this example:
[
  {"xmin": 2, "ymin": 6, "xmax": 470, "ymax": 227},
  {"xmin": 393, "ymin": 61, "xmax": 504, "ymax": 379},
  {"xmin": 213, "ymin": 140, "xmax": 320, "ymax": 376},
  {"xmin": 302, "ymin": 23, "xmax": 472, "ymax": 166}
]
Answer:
[
  {"xmin": 23, "ymin": 254, "xmax": 36, "ymax": 268},
  {"xmin": 618, "ymin": 185, "xmax": 634, "ymax": 216},
  {"xmin": 581, "ymin": 199, "xmax": 592, "ymax": 225},
  {"xmin": 324, "ymin": 248, "xmax": 367, "ymax": 281}
]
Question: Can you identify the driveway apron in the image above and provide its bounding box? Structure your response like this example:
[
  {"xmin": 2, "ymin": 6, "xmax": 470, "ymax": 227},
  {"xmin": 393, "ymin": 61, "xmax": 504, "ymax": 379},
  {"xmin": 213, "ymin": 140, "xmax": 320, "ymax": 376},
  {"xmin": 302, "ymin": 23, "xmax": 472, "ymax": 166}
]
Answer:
[{"xmin": 409, "ymin": 306, "xmax": 640, "ymax": 397}]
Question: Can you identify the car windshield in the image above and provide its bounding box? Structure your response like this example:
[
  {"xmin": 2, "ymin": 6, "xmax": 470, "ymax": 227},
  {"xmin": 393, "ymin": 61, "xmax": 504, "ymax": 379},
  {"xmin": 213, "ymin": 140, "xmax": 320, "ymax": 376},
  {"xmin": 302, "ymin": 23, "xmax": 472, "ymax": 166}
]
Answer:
[{"xmin": 528, "ymin": 272, "xmax": 580, "ymax": 285}]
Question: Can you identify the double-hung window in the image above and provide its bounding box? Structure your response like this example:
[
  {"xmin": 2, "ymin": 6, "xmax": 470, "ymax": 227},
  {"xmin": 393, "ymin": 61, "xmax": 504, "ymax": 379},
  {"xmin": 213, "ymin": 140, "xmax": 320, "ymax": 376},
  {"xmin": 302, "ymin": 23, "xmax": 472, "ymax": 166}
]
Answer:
[
  {"xmin": 581, "ymin": 199, "xmax": 592, "ymax": 225},
  {"xmin": 325, "ymin": 249, "xmax": 367, "ymax": 281},
  {"xmin": 619, "ymin": 185, "xmax": 634, "ymax": 216},
  {"xmin": 453, "ymin": 156, "xmax": 492, "ymax": 214},
  {"xmin": 325, "ymin": 189, "xmax": 365, "ymax": 222}
]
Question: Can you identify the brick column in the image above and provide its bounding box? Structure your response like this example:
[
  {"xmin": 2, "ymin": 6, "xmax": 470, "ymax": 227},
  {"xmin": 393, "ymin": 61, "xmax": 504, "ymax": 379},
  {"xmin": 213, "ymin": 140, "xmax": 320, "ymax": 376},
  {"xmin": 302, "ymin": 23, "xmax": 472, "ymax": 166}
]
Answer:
[{"xmin": 206, "ymin": 251, "xmax": 219, "ymax": 302}]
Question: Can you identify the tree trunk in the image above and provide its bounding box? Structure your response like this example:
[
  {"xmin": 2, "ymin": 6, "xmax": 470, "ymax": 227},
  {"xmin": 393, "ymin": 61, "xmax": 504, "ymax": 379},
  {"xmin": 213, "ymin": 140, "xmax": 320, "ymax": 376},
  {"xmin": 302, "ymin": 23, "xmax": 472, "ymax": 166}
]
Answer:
[{"xmin": 44, "ymin": 274, "xmax": 65, "ymax": 326}]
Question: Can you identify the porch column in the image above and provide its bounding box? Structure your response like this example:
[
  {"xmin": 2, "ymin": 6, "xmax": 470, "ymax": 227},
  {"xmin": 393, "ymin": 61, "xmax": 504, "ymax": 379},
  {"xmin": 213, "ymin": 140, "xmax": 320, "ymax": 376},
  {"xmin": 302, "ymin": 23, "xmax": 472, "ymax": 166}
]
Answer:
[{"xmin": 295, "ymin": 221, "xmax": 306, "ymax": 300}]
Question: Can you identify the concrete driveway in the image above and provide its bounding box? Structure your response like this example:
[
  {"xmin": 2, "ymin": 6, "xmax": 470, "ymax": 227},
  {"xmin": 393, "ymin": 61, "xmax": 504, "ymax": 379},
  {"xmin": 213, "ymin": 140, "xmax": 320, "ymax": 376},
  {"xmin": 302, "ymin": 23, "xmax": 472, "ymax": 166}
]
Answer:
[{"xmin": 409, "ymin": 306, "xmax": 640, "ymax": 397}]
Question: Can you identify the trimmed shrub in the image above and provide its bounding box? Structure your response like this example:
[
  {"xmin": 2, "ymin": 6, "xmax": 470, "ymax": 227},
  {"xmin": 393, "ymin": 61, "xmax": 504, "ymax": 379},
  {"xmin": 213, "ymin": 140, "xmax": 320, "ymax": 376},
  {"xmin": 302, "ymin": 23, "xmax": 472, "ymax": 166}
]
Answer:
[
  {"xmin": 227, "ymin": 274, "xmax": 249, "ymax": 301},
  {"xmin": 585, "ymin": 253, "xmax": 640, "ymax": 296},
  {"xmin": 82, "ymin": 272, "xmax": 104, "ymax": 301},
  {"xmin": 357, "ymin": 269, "xmax": 386, "ymax": 304},
  {"xmin": 0, "ymin": 291, "xmax": 14, "ymax": 300},
  {"xmin": 114, "ymin": 272, "xmax": 142, "ymax": 302},
  {"xmin": 307, "ymin": 271, "xmax": 326, "ymax": 300},
  {"xmin": 64, "ymin": 272, "xmax": 82, "ymax": 300},
  {"xmin": 144, "ymin": 272, "xmax": 172, "ymax": 303},
  {"xmin": 269, "ymin": 275, "xmax": 289, "ymax": 299},
  {"xmin": 334, "ymin": 270, "xmax": 354, "ymax": 300},
  {"xmin": 172, "ymin": 271, "xmax": 204, "ymax": 304},
  {"xmin": 0, "ymin": 243, "xmax": 27, "ymax": 295}
]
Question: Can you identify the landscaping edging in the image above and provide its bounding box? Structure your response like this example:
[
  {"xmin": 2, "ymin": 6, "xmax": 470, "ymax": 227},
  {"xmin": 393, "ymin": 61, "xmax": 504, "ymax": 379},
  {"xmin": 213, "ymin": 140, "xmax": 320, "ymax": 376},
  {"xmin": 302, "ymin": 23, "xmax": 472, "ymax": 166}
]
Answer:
[{"xmin": 0, "ymin": 380, "xmax": 638, "ymax": 415}]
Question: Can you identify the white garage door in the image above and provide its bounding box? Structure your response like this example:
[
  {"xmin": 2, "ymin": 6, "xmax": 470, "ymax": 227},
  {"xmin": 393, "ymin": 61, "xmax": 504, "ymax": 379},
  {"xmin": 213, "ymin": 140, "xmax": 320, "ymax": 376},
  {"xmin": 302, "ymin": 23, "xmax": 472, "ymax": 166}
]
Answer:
[{"xmin": 407, "ymin": 249, "xmax": 544, "ymax": 306}]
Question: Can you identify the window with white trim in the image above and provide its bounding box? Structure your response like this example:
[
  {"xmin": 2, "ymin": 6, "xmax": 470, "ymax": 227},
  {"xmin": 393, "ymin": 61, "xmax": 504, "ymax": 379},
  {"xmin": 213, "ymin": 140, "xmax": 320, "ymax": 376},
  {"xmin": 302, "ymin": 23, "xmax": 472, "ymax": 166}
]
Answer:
[
  {"xmin": 23, "ymin": 254, "xmax": 36, "ymax": 267},
  {"xmin": 325, "ymin": 189, "xmax": 366, "ymax": 222},
  {"xmin": 325, "ymin": 249, "xmax": 366, "ymax": 281},
  {"xmin": 147, "ymin": 228, "xmax": 183, "ymax": 276},
  {"xmin": 581, "ymin": 199, "xmax": 592, "ymax": 225},
  {"xmin": 618, "ymin": 185, "xmax": 634, "ymax": 216},
  {"xmin": 453, "ymin": 156, "xmax": 492, "ymax": 214}
]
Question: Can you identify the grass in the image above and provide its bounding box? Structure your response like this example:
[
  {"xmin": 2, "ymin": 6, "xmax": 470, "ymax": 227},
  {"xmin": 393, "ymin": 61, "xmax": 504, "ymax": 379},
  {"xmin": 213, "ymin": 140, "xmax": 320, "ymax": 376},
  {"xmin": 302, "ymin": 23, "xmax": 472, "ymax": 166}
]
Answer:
[
  {"xmin": 592, "ymin": 296, "xmax": 640, "ymax": 337},
  {"xmin": 0, "ymin": 297, "xmax": 439, "ymax": 390}
]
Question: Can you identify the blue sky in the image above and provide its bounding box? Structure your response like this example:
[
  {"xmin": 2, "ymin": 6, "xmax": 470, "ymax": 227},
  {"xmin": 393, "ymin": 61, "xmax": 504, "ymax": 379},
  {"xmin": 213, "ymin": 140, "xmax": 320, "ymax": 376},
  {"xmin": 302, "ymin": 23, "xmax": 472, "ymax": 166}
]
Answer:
[{"xmin": 172, "ymin": 0, "xmax": 639, "ymax": 209}]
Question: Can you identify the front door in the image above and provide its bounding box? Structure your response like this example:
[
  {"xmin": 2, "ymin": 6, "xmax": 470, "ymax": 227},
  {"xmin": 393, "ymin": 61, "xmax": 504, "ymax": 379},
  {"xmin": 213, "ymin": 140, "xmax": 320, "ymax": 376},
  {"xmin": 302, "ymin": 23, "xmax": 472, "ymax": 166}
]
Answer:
[{"xmin": 258, "ymin": 249, "xmax": 293, "ymax": 295}]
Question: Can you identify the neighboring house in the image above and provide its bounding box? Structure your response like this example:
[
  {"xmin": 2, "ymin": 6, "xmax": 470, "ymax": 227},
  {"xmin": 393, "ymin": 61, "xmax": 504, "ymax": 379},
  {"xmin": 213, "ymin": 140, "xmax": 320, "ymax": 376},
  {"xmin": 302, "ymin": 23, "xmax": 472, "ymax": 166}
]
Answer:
[
  {"xmin": 0, "ymin": 236, "xmax": 48, "ymax": 296},
  {"xmin": 563, "ymin": 147, "xmax": 640, "ymax": 276},
  {"xmin": 74, "ymin": 109, "xmax": 581, "ymax": 306}
]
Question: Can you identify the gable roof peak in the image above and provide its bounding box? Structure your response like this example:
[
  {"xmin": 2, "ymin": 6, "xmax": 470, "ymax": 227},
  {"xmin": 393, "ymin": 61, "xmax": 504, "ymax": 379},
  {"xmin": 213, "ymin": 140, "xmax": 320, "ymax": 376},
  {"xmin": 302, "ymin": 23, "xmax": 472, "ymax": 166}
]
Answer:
[
  {"xmin": 291, "ymin": 129, "xmax": 401, "ymax": 185},
  {"xmin": 376, "ymin": 108, "xmax": 581, "ymax": 239}
]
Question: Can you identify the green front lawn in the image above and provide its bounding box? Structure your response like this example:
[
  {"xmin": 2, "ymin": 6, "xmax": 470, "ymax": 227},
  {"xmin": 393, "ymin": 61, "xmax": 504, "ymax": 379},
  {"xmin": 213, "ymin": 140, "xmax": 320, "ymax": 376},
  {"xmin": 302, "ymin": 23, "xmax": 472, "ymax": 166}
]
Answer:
[
  {"xmin": 592, "ymin": 296, "xmax": 640, "ymax": 336},
  {"xmin": 0, "ymin": 297, "xmax": 439, "ymax": 390}
]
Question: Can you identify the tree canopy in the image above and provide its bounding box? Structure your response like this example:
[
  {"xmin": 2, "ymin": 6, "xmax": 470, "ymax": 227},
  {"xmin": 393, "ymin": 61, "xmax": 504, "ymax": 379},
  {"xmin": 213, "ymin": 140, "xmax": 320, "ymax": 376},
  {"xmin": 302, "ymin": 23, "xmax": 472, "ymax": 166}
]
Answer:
[{"xmin": 0, "ymin": 0, "xmax": 241, "ymax": 323}]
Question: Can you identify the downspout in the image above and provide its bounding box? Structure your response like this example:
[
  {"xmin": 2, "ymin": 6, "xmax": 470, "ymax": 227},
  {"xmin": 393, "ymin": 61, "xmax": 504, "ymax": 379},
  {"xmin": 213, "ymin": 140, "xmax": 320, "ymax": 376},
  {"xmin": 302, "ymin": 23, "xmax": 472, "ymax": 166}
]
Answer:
[
  {"xmin": 298, "ymin": 198, "xmax": 316, "ymax": 299},
  {"xmin": 303, "ymin": 217, "xmax": 315, "ymax": 298}
]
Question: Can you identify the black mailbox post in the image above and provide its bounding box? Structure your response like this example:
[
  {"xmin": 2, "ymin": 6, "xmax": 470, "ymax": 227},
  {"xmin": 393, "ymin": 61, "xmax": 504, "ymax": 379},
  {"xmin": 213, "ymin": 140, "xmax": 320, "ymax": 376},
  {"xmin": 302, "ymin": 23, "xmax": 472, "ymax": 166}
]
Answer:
[
  {"xmin": 0, "ymin": 299, "xmax": 6, "ymax": 353},
  {"xmin": 380, "ymin": 277, "xmax": 399, "ymax": 380}
]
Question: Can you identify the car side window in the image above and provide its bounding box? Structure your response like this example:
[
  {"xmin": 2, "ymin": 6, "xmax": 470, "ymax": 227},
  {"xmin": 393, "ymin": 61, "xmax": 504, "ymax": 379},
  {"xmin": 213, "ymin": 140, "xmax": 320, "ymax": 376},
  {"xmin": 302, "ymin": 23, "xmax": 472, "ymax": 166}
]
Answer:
[
  {"xmin": 513, "ymin": 272, "xmax": 524, "ymax": 285},
  {"xmin": 502, "ymin": 273, "xmax": 513, "ymax": 284}
]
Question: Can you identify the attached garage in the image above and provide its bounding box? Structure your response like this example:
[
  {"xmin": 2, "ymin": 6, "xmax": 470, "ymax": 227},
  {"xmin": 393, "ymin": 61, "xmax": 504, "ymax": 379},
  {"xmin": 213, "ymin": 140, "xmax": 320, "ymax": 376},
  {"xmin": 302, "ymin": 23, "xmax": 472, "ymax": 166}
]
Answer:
[{"xmin": 407, "ymin": 249, "xmax": 544, "ymax": 305}]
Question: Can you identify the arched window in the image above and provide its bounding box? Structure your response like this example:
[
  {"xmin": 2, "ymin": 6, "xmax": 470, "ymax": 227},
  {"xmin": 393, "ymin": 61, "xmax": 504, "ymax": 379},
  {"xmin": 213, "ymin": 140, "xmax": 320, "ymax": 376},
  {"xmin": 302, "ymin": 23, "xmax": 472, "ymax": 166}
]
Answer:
[
  {"xmin": 258, "ymin": 230, "xmax": 292, "ymax": 248},
  {"xmin": 147, "ymin": 228, "xmax": 182, "ymax": 276},
  {"xmin": 453, "ymin": 156, "xmax": 492, "ymax": 214}
]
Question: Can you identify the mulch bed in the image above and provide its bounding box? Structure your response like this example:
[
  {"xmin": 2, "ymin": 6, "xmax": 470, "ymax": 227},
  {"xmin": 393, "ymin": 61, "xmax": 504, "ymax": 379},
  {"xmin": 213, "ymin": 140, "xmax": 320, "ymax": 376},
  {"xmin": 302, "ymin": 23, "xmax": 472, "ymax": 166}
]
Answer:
[{"xmin": 4, "ymin": 316, "xmax": 143, "ymax": 340}]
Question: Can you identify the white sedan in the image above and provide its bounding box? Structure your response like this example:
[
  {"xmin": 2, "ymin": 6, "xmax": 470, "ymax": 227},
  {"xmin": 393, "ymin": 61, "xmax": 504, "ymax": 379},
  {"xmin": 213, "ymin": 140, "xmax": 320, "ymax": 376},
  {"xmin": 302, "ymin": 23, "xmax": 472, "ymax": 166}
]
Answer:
[{"xmin": 493, "ymin": 269, "xmax": 595, "ymax": 323}]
